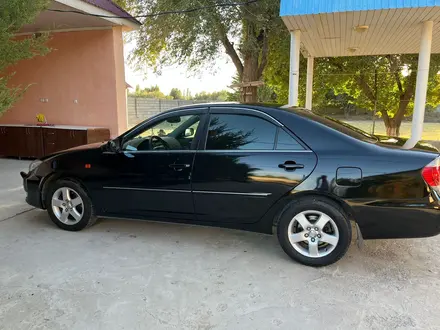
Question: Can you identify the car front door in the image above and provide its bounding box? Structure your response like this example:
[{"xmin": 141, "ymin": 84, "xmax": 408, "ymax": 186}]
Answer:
[
  {"xmin": 191, "ymin": 107, "xmax": 317, "ymax": 224},
  {"xmin": 97, "ymin": 108, "xmax": 207, "ymax": 220}
]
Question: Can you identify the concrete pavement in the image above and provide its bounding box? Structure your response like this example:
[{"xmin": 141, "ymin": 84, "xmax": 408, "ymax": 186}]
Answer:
[{"xmin": 1, "ymin": 158, "xmax": 440, "ymax": 329}]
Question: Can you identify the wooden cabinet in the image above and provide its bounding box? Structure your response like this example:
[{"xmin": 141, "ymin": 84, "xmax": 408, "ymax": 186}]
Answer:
[
  {"xmin": 69, "ymin": 130, "xmax": 87, "ymax": 148},
  {"xmin": 24, "ymin": 127, "xmax": 44, "ymax": 158},
  {"xmin": 0, "ymin": 127, "xmax": 6, "ymax": 156},
  {"xmin": 42, "ymin": 128, "xmax": 59, "ymax": 156},
  {"xmin": 1, "ymin": 127, "xmax": 26, "ymax": 158},
  {"xmin": 41, "ymin": 128, "xmax": 109, "ymax": 154},
  {"xmin": 0, "ymin": 125, "xmax": 110, "ymax": 158}
]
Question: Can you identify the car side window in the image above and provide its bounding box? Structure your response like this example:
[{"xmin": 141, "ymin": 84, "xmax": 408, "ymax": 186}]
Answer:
[
  {"xmin": 206, "ymin": 114, "xmax": 277, "ymax": 150},
  {"xmin": 276, "ymin": 129, "xmax": 305, "ymax": 150},
  {"xmin": 123, "ymin": 114, "xmax": 201, "ymax": 151}
]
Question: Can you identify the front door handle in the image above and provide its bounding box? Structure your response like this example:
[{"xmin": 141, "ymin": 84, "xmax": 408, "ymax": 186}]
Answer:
[
  {"xmin": 279, "ymin": 161, "xmax": 304, "ymax": 171},
  {"xmin": 169, "ymin": 163, "xmax": 191, "ymax": 171}
]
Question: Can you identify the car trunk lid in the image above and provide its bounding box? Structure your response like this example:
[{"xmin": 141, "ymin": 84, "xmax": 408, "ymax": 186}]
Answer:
[{"xmin": 375, "ymin": 135, "xmax": 439, "ymax": 153}]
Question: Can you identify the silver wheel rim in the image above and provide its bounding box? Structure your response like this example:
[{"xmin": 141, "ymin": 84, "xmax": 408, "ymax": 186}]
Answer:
[
  {"xmin": 51, "ymin": 187, "xmax": 84, "ymax": 225},
  {"xmin": 287, "ymin": 210, "xmax": 339, "ymax": 258}
]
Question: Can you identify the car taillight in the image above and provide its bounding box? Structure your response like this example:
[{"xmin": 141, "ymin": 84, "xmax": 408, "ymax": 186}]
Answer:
[{"xmin": 422, "ymin": 157, "xmax": 440, "ymax": 193}]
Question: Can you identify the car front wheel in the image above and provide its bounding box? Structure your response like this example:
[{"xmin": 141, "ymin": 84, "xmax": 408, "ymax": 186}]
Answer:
[
  {"xmin": 277, "ymin": 196, "xmax": 352, "ymax": 267},
  {"xmin": 46, "ymin": 180, "xmax": 97, "ymax": 231}
]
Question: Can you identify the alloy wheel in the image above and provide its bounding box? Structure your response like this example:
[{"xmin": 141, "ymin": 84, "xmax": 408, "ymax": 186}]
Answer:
[
  {"xmin": 287, "ymin": 210, "xmax": 339, "ymax": 258},
  {"xmin": 51, "ymin": 187, "xmax": 84, "ymax": 225}
]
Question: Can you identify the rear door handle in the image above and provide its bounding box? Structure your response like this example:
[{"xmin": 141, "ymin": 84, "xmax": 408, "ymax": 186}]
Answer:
[
  {"xmin": 169, "ymin": 163, "xmax": 191, "ymax": 171},
  {"xmin": 279, "ymin": 161, "xmax": 304, "ymax": 171}
]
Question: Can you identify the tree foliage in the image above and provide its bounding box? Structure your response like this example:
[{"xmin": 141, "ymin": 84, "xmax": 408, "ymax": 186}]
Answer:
[
  {"xmin": 264, "ymin": 29, "xmax": 440, "ymax": 136},
  {"xmin": 121, "ymin": 0, "xmax": 281, "ymax": 102},
  {"xmin": 0, "ymin": 0, "xmax": 50, "ymax": 116},
  {"xmin": 130, "ymin": 84, "xmax": 172, "ymax": 99},
  {"xmin": 169, "ymin": 88, "xmax": 183, "ymax": 100},
  {"xmin": 193, "ymin": 90, "xmax": 229, "ymax": 101},
  {"xmin": 131, "ymin": 84, "xmax": 233, "ymax": 101}
]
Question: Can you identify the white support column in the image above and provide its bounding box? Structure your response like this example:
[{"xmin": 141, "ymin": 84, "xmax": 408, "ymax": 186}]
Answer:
[
  {"xmin": 403, "ymin": 21, "xmax": 433, "ymax": 149},
  {"xmin": 305, "ymin": 56, "xmax": 314, "ymax": 110},
  {"xmin": 288, "ymin": 30, "xmax": 301, "ymax": 107}
]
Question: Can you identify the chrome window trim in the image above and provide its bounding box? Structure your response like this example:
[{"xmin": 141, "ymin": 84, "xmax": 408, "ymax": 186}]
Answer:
[
  {"xmin": 103, "ymin": 187, "xmax": 190, "ymax": 193},
  {"xmin": 121, "ymin": 149, "xmax": 312, "ymax": 154},
  {"xmin": 193, "ymin": 190, "xmax": 271, "ymax": 197},
  {"xmin": 197, "ymin": 149, "xmax": 313, "ymax": 153},
  {"xmin": 122, "ymin": 150, "xmax": 196, "ymax": 154},
  {"xmin": 140, "ymin": 108, "xmax": 207, "ymax": 124},
  {"xmin": 210, "ymin": 107, "xmax": 284, "ymax": 127},
  {"xmin": 103, "ymin": 186, "xmax": 271, "ymax": 197}
]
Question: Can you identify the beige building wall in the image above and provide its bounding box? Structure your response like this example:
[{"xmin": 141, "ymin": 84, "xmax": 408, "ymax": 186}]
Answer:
[{"xmin": 1, "ymin": 28, "xmax": 128, "ymax": 137}]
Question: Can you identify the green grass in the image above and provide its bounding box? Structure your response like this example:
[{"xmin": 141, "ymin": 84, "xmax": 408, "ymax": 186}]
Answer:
[{"xmin": 344, "ymin": 120, "xmax": 440, "ymax": 141}]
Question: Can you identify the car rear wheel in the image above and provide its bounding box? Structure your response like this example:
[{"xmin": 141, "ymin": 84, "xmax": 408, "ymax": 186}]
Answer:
[
  {"xmin": 277, "ymin": 196, "xmax": 351, "ymax": 267},
  {"xmin": 46, "ymin": 180, "xmax": 97, "ymax": 231}
]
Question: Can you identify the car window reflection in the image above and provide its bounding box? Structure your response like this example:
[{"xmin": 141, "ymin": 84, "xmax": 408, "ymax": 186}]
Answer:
[{"xmin": 206, "ymin": 114, "xmax": 277, "ymax": 150}]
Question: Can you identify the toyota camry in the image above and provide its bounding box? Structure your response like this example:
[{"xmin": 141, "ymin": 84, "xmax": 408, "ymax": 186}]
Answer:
[{"xmin": 21, "ymin": 104, "xmax": 440, "ymax": 266}]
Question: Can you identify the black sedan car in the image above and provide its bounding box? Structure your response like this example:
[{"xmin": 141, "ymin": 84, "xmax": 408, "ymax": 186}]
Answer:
[{"xmin": 21, "ymin": 104, "xmax": 440, "ymax": 266}]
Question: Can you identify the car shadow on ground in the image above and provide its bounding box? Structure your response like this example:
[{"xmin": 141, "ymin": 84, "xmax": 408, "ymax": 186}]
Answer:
[
  {"xmin": 26, "ymin": 208, "xmax": 438, "ymax": 272},
  {"xmin": 28, "ymin": 209, "xmax": 292, "ymax": 261}
]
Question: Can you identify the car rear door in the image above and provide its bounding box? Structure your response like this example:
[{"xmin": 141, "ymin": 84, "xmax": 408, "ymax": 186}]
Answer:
[{"xmin": 191, "ymin": 107, "xmax": 317, "ymax": 224}]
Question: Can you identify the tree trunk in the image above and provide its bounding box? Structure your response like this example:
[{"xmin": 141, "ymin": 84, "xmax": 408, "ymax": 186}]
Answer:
[
  {"xmin": 241, "ymin": 53, "xmax": 260, "ymax": 103},
  {"xmin": 383, "ymin": 91, "xmax": 413, "ymax": 137},
  {"xmin": 385, "ymin": 118, "xmax": 401, "ymax": 137},
  {"xmin": 217, "ymin": 10, "xmax": 269, "ymax": 104},
  {"xmin": 241, "ymin": 85, "xmax": 258, "ymax": 103}
]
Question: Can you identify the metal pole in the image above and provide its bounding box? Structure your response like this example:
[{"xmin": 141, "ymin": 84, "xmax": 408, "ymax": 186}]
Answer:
[
  {"xmin": 305, "ymin": 56, "xmax": 314, "ymax": 110},
  {"xmin": 372, "ymin": 67, "xmax": 378, "ymax": 135},
  {"xmin": 288, "ymin": 30, "xmax": 301, "ymax": 107},
  {"xmin": 403, "ymin": 21, "xmax": 433, "ymax": 149}
]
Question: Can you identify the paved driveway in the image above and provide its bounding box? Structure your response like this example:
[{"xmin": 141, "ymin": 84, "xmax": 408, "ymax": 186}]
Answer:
[{"xmin": 1, "ymin": 158, "xmax": 440, "ymax": 330}]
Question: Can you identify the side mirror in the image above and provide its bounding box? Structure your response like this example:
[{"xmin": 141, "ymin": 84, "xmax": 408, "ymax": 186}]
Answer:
[
  {"xmin": 184, "ymin": 128, "xmax": 194, "ymax": 137},
  {"xmin": 105, "ymin": 139, "xmax": 121, "ymax": 153}
]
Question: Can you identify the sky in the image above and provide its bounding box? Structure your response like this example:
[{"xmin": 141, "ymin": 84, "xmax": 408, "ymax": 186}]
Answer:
[{"xmin": 123, "ymin": 41, "xmax": 237, "ymax": 95}]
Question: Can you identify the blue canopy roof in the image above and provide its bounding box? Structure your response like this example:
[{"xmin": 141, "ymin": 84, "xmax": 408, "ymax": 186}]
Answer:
[{"xmin": 280, "ymin": 0, "xmax": 440, "ymax": 16}]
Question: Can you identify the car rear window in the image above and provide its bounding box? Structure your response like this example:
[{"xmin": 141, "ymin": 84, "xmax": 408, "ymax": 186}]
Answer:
[
  {"xmin": 285, "ymin": 108, "xmax": 378, "ymax": 144},
  {"xmin": 206, "ymin": 114, "xmax": 277, "ymax": 150}
]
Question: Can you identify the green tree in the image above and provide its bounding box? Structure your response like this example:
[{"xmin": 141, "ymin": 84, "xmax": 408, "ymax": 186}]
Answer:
[
  {"xmin": 169, "ymin": 88, "xmax": 184, "ymax": 100},
  {"xmin": 123, "ymin": 0, "xmax": 282, "ymax": 103},
  {"xmin": 316, "ymin": 56, "xmax": 440, "ymax": 136},
  {"xmin": 130, "ymin": 84, "xmax": 171, "ymax": 99},
  {"xmin": 0, "ymin": 0, "xmax": 50, "ymax": 117},
  {"xmin": 194, "ymin": 90, "xmax": 229, "ymax": 101},
  {"xmin": 264, "ymin": 29, "xmax": 440, "ymax": 136},
  {"xmin": 113, "ymin": 0, "xmax": 129, "ymax": 10}
]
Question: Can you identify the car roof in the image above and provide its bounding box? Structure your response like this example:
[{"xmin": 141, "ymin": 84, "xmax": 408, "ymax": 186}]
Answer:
[
  {"xmin": 163, "ymin": 102, "xmax": 304, "ymax": 115},
  {"xmin": 124, "ymin": 102, "xmax": 382, "ymax": 154}
]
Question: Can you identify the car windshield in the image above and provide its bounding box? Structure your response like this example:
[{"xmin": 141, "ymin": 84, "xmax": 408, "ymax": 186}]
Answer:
[{"xmin": 285, "ymin": 107, "xmax": 378, "ymax": 143}]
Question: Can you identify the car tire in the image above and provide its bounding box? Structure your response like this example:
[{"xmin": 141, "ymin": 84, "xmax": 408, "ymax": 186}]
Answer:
[
  {"xmin": 277, "ymin": 196, "xmax": 351, "ymax": 267},
  {"xmin": 46, "ymin": 179, "xmax": 97, "ymax": 231}
]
